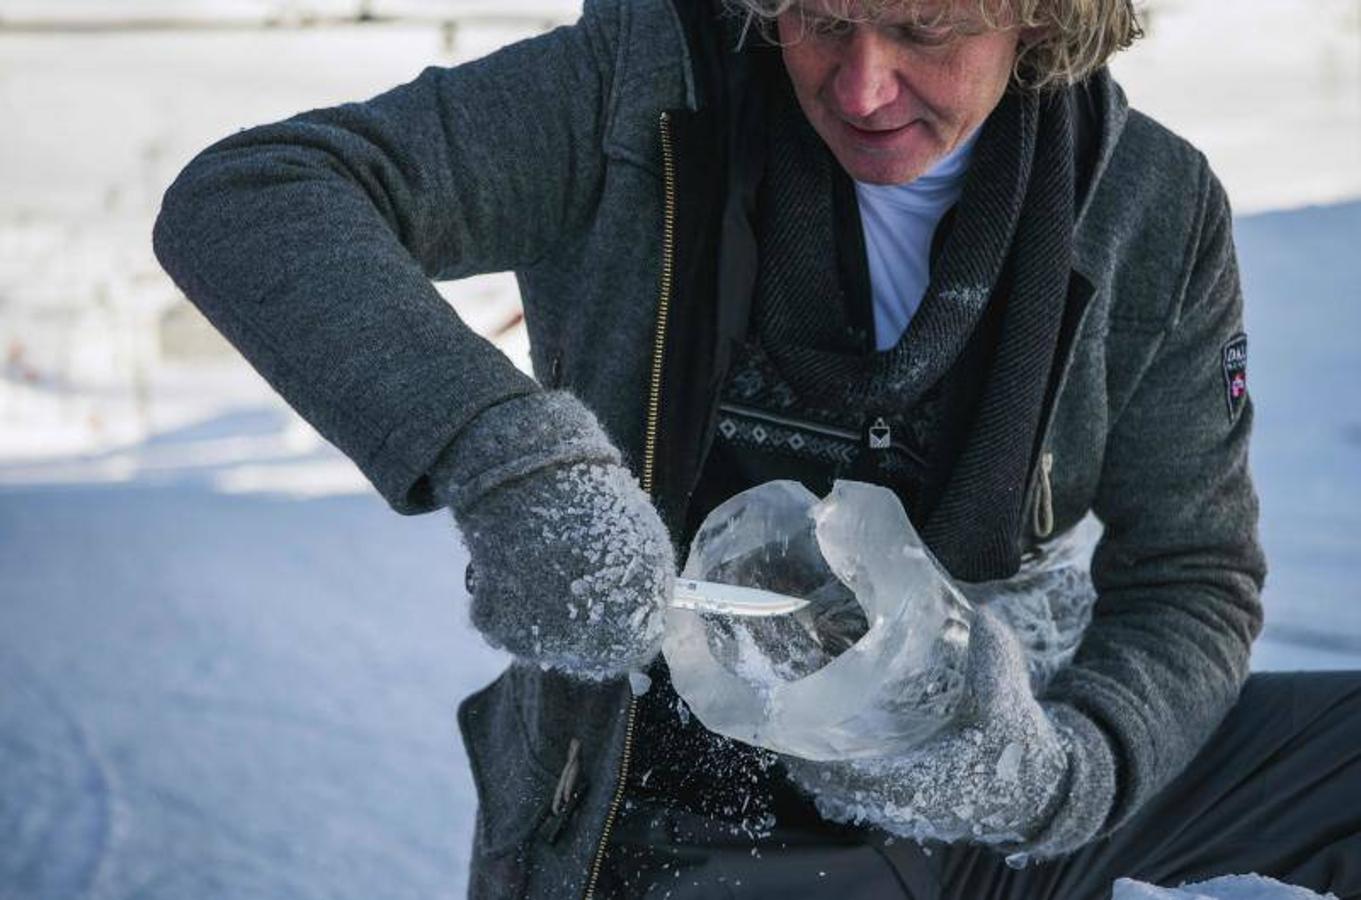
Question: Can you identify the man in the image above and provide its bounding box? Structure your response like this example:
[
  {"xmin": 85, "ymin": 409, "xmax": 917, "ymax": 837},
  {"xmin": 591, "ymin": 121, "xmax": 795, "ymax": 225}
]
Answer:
[{"xmin": 153, "ymin": 0, "xmax": 1361, "ymax": 897}]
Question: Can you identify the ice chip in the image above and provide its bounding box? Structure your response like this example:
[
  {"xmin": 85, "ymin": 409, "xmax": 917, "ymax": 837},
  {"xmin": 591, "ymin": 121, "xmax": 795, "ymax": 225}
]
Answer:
[
  {"xmin": 994, "ymin": 742, "xmax": 1023, "ymax": 783},
  {"xmin": 628, "ymin": 670, "xmax": 653, "ymax": 697}
]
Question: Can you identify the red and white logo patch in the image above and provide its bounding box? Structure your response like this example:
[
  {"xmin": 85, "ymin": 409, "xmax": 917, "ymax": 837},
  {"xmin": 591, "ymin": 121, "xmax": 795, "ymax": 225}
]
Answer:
[{"xmin": 1222, "ymin": 333, "xmax": 1248, "ymax": 421}]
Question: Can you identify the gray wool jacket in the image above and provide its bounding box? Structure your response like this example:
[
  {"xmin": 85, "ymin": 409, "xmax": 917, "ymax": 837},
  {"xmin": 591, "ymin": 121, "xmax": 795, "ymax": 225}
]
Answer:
[{"xmin": 152, "ymin": 0, "xmax": 1267, "ymax": 896}]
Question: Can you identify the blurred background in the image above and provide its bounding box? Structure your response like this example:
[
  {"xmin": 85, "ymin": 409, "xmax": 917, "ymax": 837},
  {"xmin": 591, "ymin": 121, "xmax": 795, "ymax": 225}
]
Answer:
[{"xmin": 1, "ymin": 1, "xmax": 1359, "ymax": 897}]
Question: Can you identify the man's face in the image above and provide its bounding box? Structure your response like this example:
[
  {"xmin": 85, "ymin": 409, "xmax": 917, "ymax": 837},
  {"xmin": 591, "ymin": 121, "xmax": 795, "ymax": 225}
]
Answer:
[{"xmin": 777, "ymin": 0, "xmax": 1022, "ymax": 185}]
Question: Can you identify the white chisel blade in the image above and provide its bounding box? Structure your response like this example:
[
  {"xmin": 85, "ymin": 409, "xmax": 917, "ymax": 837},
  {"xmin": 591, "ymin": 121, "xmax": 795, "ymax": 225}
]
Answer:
[{"xmin": 669, "ymin": 578, "xmax": 810, "ymax": 617}]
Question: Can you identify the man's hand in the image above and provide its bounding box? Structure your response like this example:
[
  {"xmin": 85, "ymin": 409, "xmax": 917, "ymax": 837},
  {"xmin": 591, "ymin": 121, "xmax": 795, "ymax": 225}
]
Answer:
[
  {"xmin": 431, "ymin": 391, "xmax": 675, "ymax": 679},
  {"xmin": 783, "ymin": 607, "xmax": 1116, "ymax": 858}
]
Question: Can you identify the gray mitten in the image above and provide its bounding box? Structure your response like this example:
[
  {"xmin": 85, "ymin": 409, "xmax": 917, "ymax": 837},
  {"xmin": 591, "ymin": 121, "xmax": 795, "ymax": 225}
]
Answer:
[
  {"xmin": 783, "ymin": 607, "xmax": 1117, "ymax": 859},
  {"xmin": 430, "ymin": 391, "xmax": 675, "ymax": 679}
]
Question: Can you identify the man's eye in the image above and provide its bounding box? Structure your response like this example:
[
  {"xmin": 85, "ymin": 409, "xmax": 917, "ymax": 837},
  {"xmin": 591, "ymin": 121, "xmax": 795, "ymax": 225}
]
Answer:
[
  {"xmin": 892, "ymin": 25, "xmax": 956, "ymax": 46},
  {"xmin": 806, "ymin": 15, "xmax": 853, "ymax": 38}
]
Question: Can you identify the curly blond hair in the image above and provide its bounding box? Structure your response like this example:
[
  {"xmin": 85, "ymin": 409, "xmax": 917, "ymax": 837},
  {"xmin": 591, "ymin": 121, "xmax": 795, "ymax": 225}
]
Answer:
[{"xmin": 725, "ymin": 0, "xmax": 1143, "ymax": 90}]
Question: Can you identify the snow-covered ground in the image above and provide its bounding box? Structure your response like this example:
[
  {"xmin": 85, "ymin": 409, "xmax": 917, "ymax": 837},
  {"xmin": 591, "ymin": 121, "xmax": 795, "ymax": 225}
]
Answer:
[
  {"xmin": 1, "ymin": 3, "xmax": 1359, "ymax": 898},
  {"xmin": 1236, "ymin": 202, "xmax": 1361, "ymax": 670},
  {"xmin": 1109, "ymin": 0, "xmax": 1361, "ymax": 215}
]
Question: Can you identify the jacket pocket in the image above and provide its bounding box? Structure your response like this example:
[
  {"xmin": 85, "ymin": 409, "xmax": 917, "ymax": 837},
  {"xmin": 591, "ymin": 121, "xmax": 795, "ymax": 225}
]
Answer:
[{"xmin": 458, "ymin": 667, "xmax": 559, "ymax": 899}]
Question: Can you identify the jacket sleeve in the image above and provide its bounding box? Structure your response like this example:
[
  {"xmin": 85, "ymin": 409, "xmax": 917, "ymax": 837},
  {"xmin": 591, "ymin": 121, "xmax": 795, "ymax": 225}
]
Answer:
[
  {"xmin": 152, "ymin": 0, "xmax": 626, "ymax": 514},
  {"xmin": 1043, "ymin": 164, "xmax": 1268, "ymax": 836}
]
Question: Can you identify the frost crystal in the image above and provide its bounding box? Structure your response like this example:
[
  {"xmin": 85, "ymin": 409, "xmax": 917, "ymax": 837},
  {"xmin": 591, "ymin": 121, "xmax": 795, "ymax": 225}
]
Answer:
[
  {"xmin": 628, "ymin": 670, "xmax": 653, "ymax": 697},
  {"xmin": 994, "ymin": 742, "xmax": 1023, "ymax": 783}
]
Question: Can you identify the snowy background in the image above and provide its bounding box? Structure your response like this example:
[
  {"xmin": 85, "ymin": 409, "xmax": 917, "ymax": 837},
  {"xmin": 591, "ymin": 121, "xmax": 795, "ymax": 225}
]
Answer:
[{"xmin": 1, "ymin": 1, "xmax": 1359, "ymax": 897}]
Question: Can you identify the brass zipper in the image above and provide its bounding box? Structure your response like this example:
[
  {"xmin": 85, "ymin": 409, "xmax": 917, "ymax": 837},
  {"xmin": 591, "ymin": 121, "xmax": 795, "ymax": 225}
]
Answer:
[
  {"xmin": 582, "ymin": 109, "xmax": 678, "ymax": 900},
  {"xmin": 640, "ymin": 111, "xmax": 678, "ymax": 499}
]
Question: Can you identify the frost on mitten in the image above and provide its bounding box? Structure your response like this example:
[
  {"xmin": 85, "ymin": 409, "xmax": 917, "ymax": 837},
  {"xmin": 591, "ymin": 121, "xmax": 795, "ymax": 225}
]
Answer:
[
  {"xmin": 459, "ymin": 459, "xmax": 674, "ymax": 678},
  {"xmin": 432, "ymin": 391, "xmax": 676, "ymax": 679},
  {"xmin": 782, "ymin": 609, "xmax": 1116, "ymax": 860}
]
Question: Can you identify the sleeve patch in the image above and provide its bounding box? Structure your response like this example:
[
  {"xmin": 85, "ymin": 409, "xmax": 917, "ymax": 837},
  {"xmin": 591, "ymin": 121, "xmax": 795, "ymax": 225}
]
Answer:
[{"xmin": 1222, "ymin": 332, "xmax": 1248, "ymax": 421}]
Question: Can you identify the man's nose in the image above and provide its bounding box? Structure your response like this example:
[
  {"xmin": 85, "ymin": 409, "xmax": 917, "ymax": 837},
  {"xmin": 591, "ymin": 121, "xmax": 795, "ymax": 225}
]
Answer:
[{"xmin": 830, "ymin": 29, "xmax": 901, "ymax": 121}]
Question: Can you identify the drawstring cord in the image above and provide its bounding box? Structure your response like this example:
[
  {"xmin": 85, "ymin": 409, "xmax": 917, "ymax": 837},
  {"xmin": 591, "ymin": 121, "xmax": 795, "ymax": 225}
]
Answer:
[
  {"xmin": 1032, "ymin": 451, "xmax": 1055, "ymax": 539},
  {"xmin": 551, "ymin": 737, "xmax": 582, "ymax": 817}
]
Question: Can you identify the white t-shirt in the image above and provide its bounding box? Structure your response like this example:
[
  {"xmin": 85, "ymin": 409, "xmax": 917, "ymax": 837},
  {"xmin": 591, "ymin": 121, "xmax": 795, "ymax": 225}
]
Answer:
[{"xmin": 854, "ymin": 128, "xmax": 980, "ymax": 351}]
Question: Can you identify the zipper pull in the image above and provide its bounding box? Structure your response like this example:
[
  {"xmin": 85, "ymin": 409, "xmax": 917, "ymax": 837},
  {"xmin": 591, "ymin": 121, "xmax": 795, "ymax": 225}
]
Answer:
[
  {"xmin": 866, "ymin": 416, "xmax": 892, "ymax": 450},
  {"xmin": 537, "ymin": 737, "xmax": 587, "ymax": 845},
  {"xmin": 537, "ymin": 783, "xmax": 587, "ymax": 846},
  {"xmin": 1032, "ymin": 451, "xmax": 1055, "ymax": 539}
]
